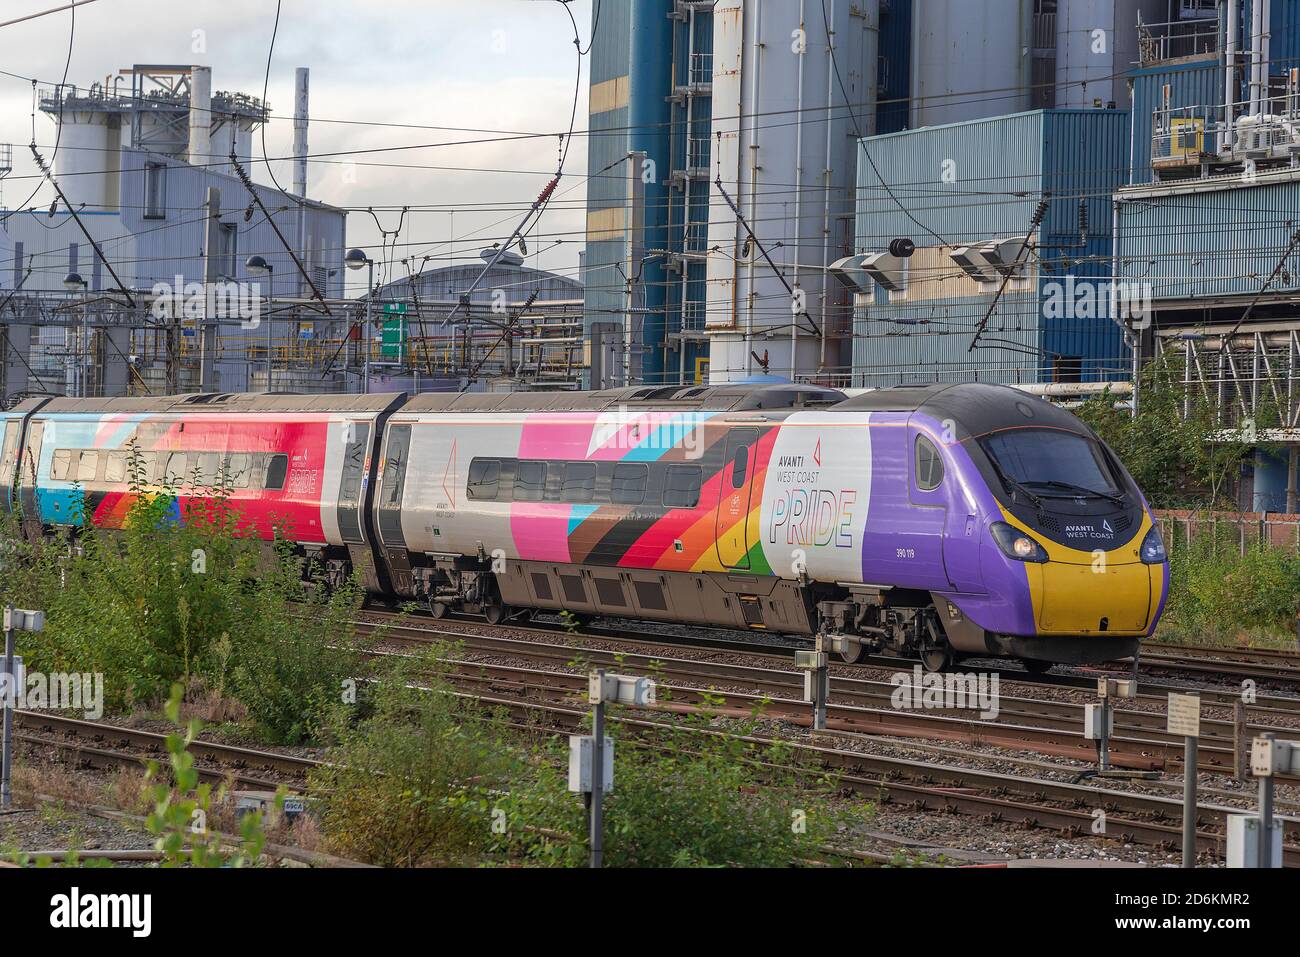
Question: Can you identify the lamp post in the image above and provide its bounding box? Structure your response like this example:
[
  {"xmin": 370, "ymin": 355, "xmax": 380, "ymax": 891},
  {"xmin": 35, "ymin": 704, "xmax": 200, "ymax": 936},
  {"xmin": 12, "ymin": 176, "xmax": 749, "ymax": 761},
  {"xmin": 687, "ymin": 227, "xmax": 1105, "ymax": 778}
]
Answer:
[
  {"xmin": 245, "ymin": 255, "xmax": 273, "ymax": 392},
  {"xmin": 62, "ymin": 272, "xmax": 87, "ymax": 397},
  {"xmin": 345, "ymin": 248, "xmax": 374, "ymax": 394}
]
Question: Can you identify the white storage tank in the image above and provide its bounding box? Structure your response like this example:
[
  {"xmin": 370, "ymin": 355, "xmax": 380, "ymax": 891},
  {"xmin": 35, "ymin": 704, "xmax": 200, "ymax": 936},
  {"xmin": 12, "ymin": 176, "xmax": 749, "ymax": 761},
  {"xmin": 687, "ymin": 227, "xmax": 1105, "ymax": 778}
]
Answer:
[
  {"xmin": 210, "ymin": 115, "xmax": 238, "ymax": 175},
  {"xmin": 52, "ymin": 111, "xmax": 120, "ymax": 211},
  {"xmin": 1056, "ymin": 0, "xmax": 1166, "ymax": 109},
  {"xmin": 706, "ymin": 0, "xmax": 881, "ymax": 384},
  {"xmin": 910, "ymin": 0, "xmax": 1034, "ymax": 128}
]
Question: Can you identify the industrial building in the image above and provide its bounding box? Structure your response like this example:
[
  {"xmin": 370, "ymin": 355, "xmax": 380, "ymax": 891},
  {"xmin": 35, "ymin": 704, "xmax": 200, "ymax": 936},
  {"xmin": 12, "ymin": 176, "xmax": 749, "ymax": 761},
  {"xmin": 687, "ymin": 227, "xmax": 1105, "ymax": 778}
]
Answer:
[
  {"xmin": 583, "ymin": 0, "xmax": 878, "ymax": 387},
  {"xmin": 1115, "ymin": 0, "xmax": 1300, "ymax": 510},
  {"xmin": 362, "ymin": 255, "xmax": 585, "ymax": 393},
  {"xmin": 841, "ymin": 0, "xmax": 1300, "ymax": 509},
  {"xmin": 0, "ymin": 65, "xmax": 347, "ymax": 401},
  {"xmin": 581, "ymin": 0, "xmax": 1204, "ymax": 388},
  {"xmin": 850, "ymin": 108, "xmax": 1132, "ymax": 388}
]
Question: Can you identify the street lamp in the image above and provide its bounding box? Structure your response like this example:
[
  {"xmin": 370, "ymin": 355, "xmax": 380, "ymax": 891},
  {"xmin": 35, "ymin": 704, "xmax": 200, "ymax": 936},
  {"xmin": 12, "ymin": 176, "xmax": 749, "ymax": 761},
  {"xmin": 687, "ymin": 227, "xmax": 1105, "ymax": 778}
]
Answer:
[
  {"xmin": 346, "ymin": 248, "xmax": 374, "ymax": 394},
  {"xmin": 245, "ymin": 255, "xmax": 273, "ymax": 392},
  {"xmin": 63, "ymin": 272, "xmax": 88, "ymax": 397}
]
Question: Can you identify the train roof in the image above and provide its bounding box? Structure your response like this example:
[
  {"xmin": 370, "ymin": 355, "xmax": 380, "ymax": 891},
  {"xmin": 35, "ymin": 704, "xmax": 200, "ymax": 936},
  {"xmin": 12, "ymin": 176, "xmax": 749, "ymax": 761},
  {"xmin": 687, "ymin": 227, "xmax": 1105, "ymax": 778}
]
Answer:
[
  {"xmin": 837, "ymin": 383, "xmax": 1092, "ymax": 436},
  {"xmin": 396, "ymin": 384, "xmax": 847, "ymax": 414},
  {"xmin": 14, "ymin": 393, "xmax": 408, "ymax": 415}
]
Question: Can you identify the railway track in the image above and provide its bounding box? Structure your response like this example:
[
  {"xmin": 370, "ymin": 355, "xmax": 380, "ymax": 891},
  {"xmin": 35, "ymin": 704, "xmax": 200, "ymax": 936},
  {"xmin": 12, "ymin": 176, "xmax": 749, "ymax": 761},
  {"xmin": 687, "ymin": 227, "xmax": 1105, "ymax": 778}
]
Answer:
[
  {"xmin": 358, "ymin": 605, "xmax": 1300, "ymax": 703},
  {"xmin": 349, "ymin": 611, "xmax": 1300, "ymax": 863},
  {"xmin": 353, "ymin": 611, "xmax": 1300, "ymax": 770},
  {"xmin": 19, "ymin": 619, "xmax": 1299, "ymax": 866},
  {"xmin": 14, "ymin": 711, "xmax": 319, "ymax": 790},
  {"xmin": 438, "ymin": 687, "xmax": 1300, "ymax": 867}
]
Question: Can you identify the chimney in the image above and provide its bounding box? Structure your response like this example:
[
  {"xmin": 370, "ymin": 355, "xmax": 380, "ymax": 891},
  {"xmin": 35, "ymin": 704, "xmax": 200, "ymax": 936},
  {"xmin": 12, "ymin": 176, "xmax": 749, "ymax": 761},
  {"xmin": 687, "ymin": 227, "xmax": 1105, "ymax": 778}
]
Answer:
[
  {"xmin": 189, "ymin": 66, "xmax": 212, "ymax": 168},
  {"xmin": 293, "ymin": 67, "xmax": 309, "ymax": 197}
]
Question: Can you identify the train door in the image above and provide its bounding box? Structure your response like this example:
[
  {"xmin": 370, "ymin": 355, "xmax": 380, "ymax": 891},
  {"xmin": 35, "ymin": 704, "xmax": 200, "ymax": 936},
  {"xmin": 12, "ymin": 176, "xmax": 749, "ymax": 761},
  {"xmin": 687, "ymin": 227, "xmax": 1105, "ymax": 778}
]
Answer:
[
  {"xmin": 376, "ymin": 423, "xmax": 414, "ymax": 594},
  {"xmin": 335, "ymin": 420, "xmax": 372, "ymax": 545},
  {"xmin": 18, "ymin": 420, "xmax": 45, "ymax": 539},
  {"xmin": 0, "ymin": 419, "xmax": 22, "ymax": 512},
  {"xmin": 904, "ymin": 420, "xmax": 952, "ymax": 589},
  {"xmin": 715, "ymin": 429, "xmax": 759, "ymax": 569}
]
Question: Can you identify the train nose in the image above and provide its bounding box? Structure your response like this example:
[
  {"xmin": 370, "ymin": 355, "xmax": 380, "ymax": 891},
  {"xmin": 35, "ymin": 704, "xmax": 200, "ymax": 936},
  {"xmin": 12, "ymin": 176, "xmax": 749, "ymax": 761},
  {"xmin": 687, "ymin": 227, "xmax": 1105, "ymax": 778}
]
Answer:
[{"xmin": 1033, "ymin": 559, "xmax": 1154, "ymax": 634}]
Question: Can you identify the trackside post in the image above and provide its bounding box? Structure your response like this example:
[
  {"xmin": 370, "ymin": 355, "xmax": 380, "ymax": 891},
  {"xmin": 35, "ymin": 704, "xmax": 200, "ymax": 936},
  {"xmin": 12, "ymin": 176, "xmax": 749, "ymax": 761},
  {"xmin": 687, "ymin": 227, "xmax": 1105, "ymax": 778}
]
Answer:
[
  {"xmin": 2, "ymin": 604, "xmax": 44, "ymax": 808},
  {"xmin": 1167, "ymin": 692, "xmax": 1202, "ymax": 868},
  {"xmin": 569, "ymin": 670, "xmax": 655, "ymax": 868}
]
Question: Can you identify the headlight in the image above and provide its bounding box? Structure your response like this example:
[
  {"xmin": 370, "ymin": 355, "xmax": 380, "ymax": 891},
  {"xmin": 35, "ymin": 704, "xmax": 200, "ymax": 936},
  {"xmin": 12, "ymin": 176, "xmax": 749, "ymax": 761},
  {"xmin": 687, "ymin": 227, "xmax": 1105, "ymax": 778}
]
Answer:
[
  {"xmin": 1140, "ymin": 526, "xmax": 1167, "ymax": 564},
  {"xmin": 990, "ymin": 522, "xmax": 1049, "ymax": 563}
]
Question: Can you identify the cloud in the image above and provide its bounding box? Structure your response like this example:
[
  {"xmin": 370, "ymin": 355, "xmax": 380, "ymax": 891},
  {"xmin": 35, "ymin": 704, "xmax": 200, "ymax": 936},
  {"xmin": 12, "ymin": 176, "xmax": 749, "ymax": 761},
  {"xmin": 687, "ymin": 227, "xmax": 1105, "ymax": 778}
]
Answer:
[{"xmin": 0, "ymin": 0, "xmax": 592, "ymax": 291}]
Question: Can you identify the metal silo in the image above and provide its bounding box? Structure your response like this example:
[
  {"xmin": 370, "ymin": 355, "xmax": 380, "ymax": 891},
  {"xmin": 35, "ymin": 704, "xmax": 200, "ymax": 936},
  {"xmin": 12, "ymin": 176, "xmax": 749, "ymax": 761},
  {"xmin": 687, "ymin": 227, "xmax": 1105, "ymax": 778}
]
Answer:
[
  {"xmin": 1056, "ymin": 0, "xmax": 1166, "ymax": 109},
  {"xmin": 49, "ymin": 92, "xmax": 121, "ymax": 211},
  {"xmin": 706, "ymin": 0, "xmax": 881, "ymax": 384},
  {"xmin": 909, "ymin": 0, "xmax": 1034, "ymax": 128}
]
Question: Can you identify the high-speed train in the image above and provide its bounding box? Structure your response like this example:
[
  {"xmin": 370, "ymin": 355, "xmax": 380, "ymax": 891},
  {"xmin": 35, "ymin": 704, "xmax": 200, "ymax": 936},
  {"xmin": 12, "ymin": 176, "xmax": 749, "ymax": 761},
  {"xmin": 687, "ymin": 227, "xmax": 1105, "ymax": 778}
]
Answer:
[{"xmin": 0, "ymin": 382, "xmax": 1168, "ymax": 670}]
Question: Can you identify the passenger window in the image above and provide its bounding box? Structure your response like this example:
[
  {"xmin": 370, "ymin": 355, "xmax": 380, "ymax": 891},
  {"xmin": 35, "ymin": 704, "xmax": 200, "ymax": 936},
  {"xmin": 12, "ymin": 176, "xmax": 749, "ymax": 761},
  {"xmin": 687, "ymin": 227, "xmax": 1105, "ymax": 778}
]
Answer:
[
  {"xmin": 224, "ymin": 453, "xmax": 252, "ymax": 489},
  {"xmin": 164, "ymin": 452, "xmax": 188, "ymax": 485},
  {"xmin": 514, "ymin": 461, "xmax": 546, "ymax": 502},
  {"xmin": 105, "ymin": 451, "xmax": 128, "ymax": 484},
  {"xmin": 264, "ymin": 454, "xmax": 289, "ymax": 492},
  {"xmin": 76, "ymin": 450, "xmax": 99, "ymax": 483},
  {"xmin": 51, "ymin": 449, "xmax": 72, "ymax": 481},
  {"xmin": 611, "ymin": 464, "xmax": 648, "ymax": 506},
  {"xmin": 197, "ymin": 452, "xmax": 221, "ymax": 486},
  {"xmin": 562, "ymin": 463, "xmax": 596, "ymax": 503},
  {"xmin": 915, "ymin": 435, "xmax": 944, "ymax": 492},
  {"xmin": 467, "ymin": 459, "xmax": 501, "ymax": 501},
  {"xmin": 731, "ymin": 446, "xmax": 749, "ymax": 489},
  {"xmin": 663, "ymin": 465, "xmax": 702, "ymax": 509},
  {"xmin": 133, "ymin": 452, "xmax": 157, "ymax": 484}
]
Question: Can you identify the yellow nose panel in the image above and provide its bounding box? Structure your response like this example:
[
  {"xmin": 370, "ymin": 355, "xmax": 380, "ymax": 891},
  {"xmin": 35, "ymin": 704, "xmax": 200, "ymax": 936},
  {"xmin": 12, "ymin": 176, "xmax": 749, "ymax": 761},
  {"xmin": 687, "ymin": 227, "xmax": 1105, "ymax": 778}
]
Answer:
[
  {"xmin": 1000, "ymin": 508, "xmax": 1161, "ymax": 637},
  {"xmin": 1035, "ymin": 561, "xmax": 1152, "ymax": 633}
]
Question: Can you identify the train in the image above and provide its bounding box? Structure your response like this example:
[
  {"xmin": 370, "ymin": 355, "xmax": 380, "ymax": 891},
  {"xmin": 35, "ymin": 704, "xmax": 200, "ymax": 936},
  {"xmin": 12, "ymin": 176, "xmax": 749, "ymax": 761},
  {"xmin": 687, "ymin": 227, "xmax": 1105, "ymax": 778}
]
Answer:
[{"xmin": 0, "ymin": 382, "xmax": 1168, "ymax": 671}]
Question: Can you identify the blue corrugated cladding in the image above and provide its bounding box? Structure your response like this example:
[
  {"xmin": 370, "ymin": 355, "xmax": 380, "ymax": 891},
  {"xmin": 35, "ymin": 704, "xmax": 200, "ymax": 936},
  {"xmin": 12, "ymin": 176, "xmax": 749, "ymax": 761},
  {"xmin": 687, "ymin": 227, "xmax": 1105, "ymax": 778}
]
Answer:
[
  {"xmin": 1116, "ymin": 177, "xmax": 1300, "ymax": 301},
  {"xmin": 858, "ymin": 111, "xmax": 1046, "ymax": 247},
  {"xmin": 855, "ymin": 109, "xmax": 1132, "ymax": 385},
  {"xmin": 584, "ymin": 0, "xmax": 632, "ymax": 338},
  {"xmin": 1268, "ymin": 0, "xmax": 1300, "ymax": 67},
  {"xmin": 1038, "ymin": 235, "xmax": 1131, "ymax": 381},
  {"xmin": 1128, "ymin": 59, "xmax": 1221, "ymax": 185},
  {"xmin": 876, "ymin": 0, "xmax": 912, "ymax": 135},
  {"xmin": 851, "ymin": 292, "xmax": 1042, "ymax": 387}
]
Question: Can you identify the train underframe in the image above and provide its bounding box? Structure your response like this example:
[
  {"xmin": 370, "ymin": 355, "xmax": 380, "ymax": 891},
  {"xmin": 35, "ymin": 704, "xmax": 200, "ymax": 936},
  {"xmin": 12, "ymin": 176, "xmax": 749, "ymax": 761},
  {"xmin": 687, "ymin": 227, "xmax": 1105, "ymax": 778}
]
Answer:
[{"xmin": 392, "ymin": 555, "xmax": 1059, "ymax": 672}]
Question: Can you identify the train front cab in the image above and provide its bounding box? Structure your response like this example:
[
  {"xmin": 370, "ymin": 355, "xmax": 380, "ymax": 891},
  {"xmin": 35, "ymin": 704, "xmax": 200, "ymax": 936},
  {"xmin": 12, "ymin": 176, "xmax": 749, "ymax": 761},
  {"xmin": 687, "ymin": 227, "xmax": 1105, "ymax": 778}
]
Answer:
[{"xmin": 945, "ymin": 417, "xmax": 1169, "ymax": 668}]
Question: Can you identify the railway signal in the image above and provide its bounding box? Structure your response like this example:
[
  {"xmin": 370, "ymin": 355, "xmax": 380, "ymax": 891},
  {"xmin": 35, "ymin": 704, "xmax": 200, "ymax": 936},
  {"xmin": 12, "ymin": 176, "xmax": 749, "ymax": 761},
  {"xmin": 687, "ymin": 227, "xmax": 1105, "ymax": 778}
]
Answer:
[
  {"xmin": 569, "ymin": 669, "xmax": 656, "ymax": 868},
  {"xmin": 1229, "ymin": 733, "xmax": 1300, "ymax": 868},
  {"xmin": 1084, "ymin": 677, "xmax": 1136, "ymax": 775},
  {"xmin": 2, "ymin": 604, "xmax": 44, "ymax": 809},
  {"xmin": 796, "ymin": 647, "xmax": 830, "ymax": 731}
]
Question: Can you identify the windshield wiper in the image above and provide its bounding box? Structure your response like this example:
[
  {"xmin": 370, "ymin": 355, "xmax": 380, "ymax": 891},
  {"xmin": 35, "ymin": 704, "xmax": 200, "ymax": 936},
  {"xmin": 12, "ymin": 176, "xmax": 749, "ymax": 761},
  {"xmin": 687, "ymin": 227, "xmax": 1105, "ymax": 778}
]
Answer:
[
  {"xmin": 985, "ymin": 456, "xmax": 1042, "ymax": 509},
  {"xmin": 1023, "ymin": 480, "xmax": 1125, "ymax": 506}
]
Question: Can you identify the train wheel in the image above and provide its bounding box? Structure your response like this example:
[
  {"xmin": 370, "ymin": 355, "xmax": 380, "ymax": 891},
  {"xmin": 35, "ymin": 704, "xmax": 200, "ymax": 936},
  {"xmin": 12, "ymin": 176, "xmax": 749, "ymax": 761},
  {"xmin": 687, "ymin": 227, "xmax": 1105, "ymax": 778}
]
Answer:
[
  {"xmin": 838, "ymin": 640, "xmax": 866, "ymax": 664},
  {"xmin": 429, "ymin": 601, "xmax": 449, "ymax": 619},
  {"xmin": 483, "ymin": 603, "xmax": 510, "ymax": 625},
  {"xmin": 920, "ymin": 645, "xmax": 952, "ymax": 673}
]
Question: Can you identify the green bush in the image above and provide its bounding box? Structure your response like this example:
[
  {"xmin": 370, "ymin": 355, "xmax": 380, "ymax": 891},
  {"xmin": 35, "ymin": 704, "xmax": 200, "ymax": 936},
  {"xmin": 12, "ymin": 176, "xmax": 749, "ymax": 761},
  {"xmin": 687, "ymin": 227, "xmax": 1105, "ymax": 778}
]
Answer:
[
  {"xmin": 308, "ymin": 650, "xmax": 519, "ymax": 867},
  {"xmin": 1159, "ymin": 530, "xmax": 1300, "ymax": 644},
  {"xmin": 498, "ymin": 716, "xmax": 856, "ymax": 868},
  {"xmin": 0, "ymin": 475, "xmax": 361, "ymax": 742}
]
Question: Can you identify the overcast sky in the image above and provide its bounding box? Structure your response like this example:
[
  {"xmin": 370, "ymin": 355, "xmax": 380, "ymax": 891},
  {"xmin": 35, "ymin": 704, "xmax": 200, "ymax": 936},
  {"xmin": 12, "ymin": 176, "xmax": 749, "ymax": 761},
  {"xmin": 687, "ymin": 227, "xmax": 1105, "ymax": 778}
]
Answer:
[{"xmin": 0, "ymin": 0, "xmax": 593, "ymax": 293}]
